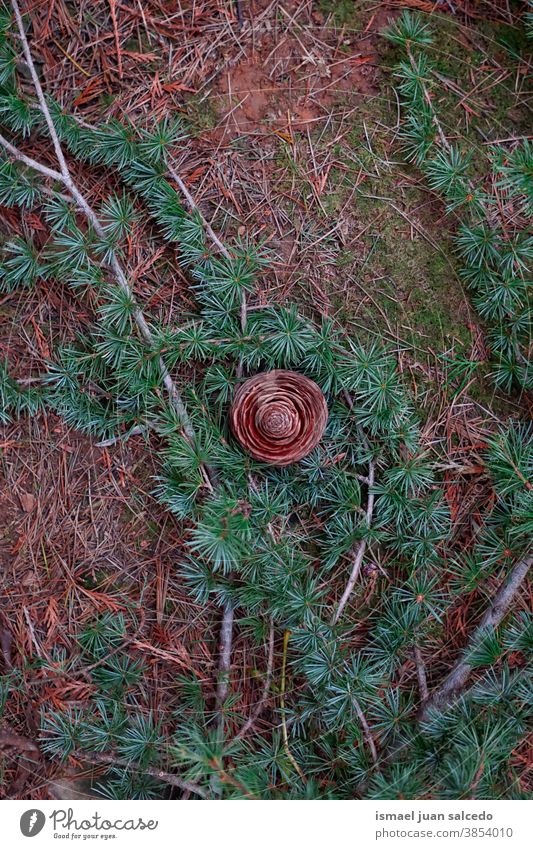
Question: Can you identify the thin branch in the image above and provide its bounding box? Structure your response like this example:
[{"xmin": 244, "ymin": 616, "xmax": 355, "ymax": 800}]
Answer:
[
  {"xmin": 0, "ymin": 131, "xmax": 62, "ymax": 181},
  {"xmin": 11, "ymin": 0, "xmax": 71, "ymax": 179},
  {"xmin": 79, "ymin": 751, "xmax": 207, "ymax": 798},
  {"xmin": 331, "ymin": 393, "xmax": 377, "ymax": 625},
  {"xmin": 414, "ymin": 644, "xmax": 429, "ymax": 703},
  {"xmin": 420, "ymin": 554, "xmax": 532, "ymax": 720},
  {"xmin": 210, "ymin": 602, "xmax": 234, "ymax": 797},
  {"xmin": 166, "ymin": 160, "xmax": 231, "ymax": 260},
  {"xmin": 0, "ymin": 612, "xmax": 13, "ymax": 669},
  {"xmin": 280, "ymin": 629, "xmax": 306, "ymax": 783},
  {"xmin": 234, "ymin": 0, "xmax": 244, "ymax": 29},
  {"xmin": 352, "ymin": 697, "xmax": 378, "ymax": 766},
  {"xmin": 331, "ymin": 456, "xmax": 376, "ymax": 625},
  {"xmin": 165, "ymin": 159, "xmax": 250, "ymax": 377},
  {"xmin": 0, "ymin": 729, "xmax": 39, "ymax": 753},
  {"xmin": 235, "ymin": 620, "xmax": 275, "ymax": 740},
  {"xmin": 214, "ymin": 602, "xmax": 234, "ymax": 739},
  {"xmin": 4, "ymin": 3, "xmax": 198, "ymax": 445},
  {"xmin": 95, "ymin": 424, "xmax": 146, "ymax": 447}
]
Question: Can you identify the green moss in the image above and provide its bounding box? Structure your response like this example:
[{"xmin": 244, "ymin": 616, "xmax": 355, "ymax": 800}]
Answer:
[
  {"xmin": 374, "ymin": 224, "xmax": 466, "ymax": 344},
  {"xmin": 308, "ymin": 123, "xmax": 469, "ymax": 346},
  {"xmin": 430, "ymin": 13, "xmax": 532, "ymax": 139},
  {"xmin": 335, "ymin": 249, "xmax": 357, "ymax": 268},
  {"xmin": 320, "ymin": 9, "xmax": 529, "ymax": 391},
  {"xmin": 319, "ymin": 0, "xmax": 365, "ymax": 28},
  {"xmin": 185, "ymin": 95, "xmax": 219, "ymax": 133}
]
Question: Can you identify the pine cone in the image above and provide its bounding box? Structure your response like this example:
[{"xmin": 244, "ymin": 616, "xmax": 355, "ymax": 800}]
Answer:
[{"xmin": 230, "ymin": 370, "xmax": 328, "ymax": 466}]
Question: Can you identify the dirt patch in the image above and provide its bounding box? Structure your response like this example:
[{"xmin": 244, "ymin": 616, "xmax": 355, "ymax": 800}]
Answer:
[{"xmin": 215, "ymin": 25, "xmax": 381, "ymax": 140}]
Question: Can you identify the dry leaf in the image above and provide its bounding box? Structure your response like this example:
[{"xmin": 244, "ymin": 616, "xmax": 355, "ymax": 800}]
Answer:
[
  {"xmin": 21, "ymin": 571, "xmax": 38, "ymax": 587},
  {"xmin": 349, "ymin": 54, "xmax": 375, "ymax": 66},
  {"xmin": 19, "ymin": 492, "xmax": 36, "ymax": 512},
  {"xmin": 273, "ymin": 129, "xmax": 294, "ymax": 145}
]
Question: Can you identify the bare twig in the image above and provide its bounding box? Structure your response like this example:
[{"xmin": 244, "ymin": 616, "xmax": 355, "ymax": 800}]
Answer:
[
  {"xmin": 352, "ymin": 697, "xmax": 378, "ymax": 766},
  {"xmin": 0, "ymin": 132, "xmax": 62, "ymax": 181},
  {"xmin": 0, "ymin": 614, "xmax": 12, "ymax": 669},
  {"xmin": 166, "ymin": 160, "xmax": 231, "ymax": 260},
  {"xmin": 95, "ymin": 425, "xmax": 146, "ymax": 447},
  {"xmin": 235, "ymin": 620, "xmax": 275, "ymax": 740},
  {"xmin": 0, "ymin": 729, "xmax": 39, "ymax": 753},
  {"xmin": 11, "ymin": 0, "xmax": 71, "ymax": 176},
  {"xmin": 420, "ymin": 555, "xmax": 532, "ymax": 719},
  {"xmin": 23, "ymin": 606, "xmax": 46, "ymax": 660},
  {"xmin": 210, "ymin": 602, "xmax": 234, "ymax": 796},
  {"xmin": 108, "ymin": 0, "xmax": 123, "ymax": 80},
  {"xmin": 414, "ymin": 644, "xmax": 429, "ymax": 703},
  {"xmin": 214, "ymin": 603, "xmax": 234, "ymax": 739},
  {"xmin": 79, "ymin": 751, "xmax": 207, "ymax": 798},
  {"xmin": 234, "ymin": 0, "xmax": 244, "ymax": 30},
  {"xmin": 332, "ymin": 456, "xmax": 376, "ymax": 626},
  {"xmin": 280, "ymin": 629, "xmax": 306, "ymax": 783}
]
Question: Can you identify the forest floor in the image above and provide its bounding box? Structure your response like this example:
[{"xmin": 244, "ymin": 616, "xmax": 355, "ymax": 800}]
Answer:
[{"xmin": 0, "ymin": 0, "xmax": 531, "ymax": 798}]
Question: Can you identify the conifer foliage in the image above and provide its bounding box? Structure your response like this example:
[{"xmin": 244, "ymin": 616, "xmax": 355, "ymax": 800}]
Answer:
[
  {"xmin": 0, "ymin": 3, "xmax": 531, "ymax": 799},
  {"xmin": 384, "ymin": 9, "xmax": 532, "ymax": 392}
]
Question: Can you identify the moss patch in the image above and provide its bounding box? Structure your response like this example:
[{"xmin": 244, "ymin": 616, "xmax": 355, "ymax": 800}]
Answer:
[
  {"xmin": 185, "ymin": 95, "xmax": 219, "ymax": 133},
  {"xmin": 319, "ymin": 0, "xmax": 366, "ymax": 28}
]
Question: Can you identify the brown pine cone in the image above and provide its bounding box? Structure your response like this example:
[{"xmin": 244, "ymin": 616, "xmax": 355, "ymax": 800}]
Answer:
[{"xmin": 230, "ymin": 370, "xmax": 328, "ymax": 466}]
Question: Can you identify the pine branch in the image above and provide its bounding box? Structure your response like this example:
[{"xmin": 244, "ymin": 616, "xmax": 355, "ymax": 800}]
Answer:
[
  {"xmin": 167, "ymin": 147, "xmax": 253, "ymax": 712},
  {"xmin": 405, "ymin": 44, "xmax": 450, "ymax": 154},
  {"xmin": 166, "ymin": 160, "xmax": 231, "ymax": 260},
  {"xmin": 166, "ymin": 158, "xmax": 247, "ymax": 375},
  {"xmin": 0, "ymin": 131, "xmax": 198, "ymax": 445},
  {"xmin": 330, "ymin": 391, "xmax": 378, "ymax": 625},
  {"xmin": 420, "ymin": 554, "xmax": 532, "ymax": 719},
  {"xmin": 5, "ymin": 0, "xmax": 198, "ymax": 445}
]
